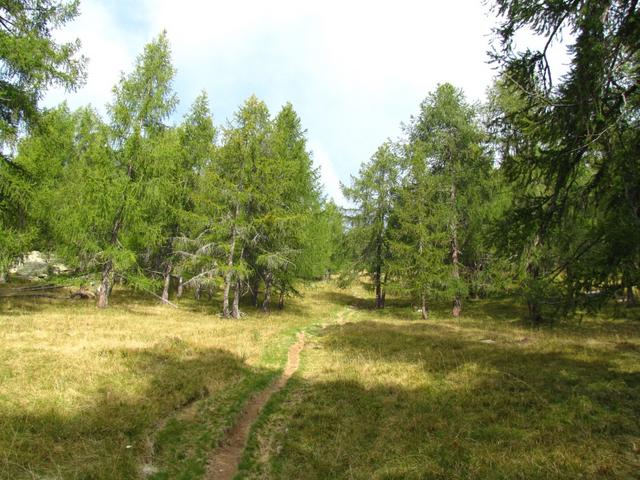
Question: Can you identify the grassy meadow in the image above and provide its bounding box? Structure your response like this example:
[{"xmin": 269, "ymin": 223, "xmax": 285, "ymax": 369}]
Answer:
[
  {"xmin": 239, "ymin": 291, "xmax": 640, "ymax": 479},
  {"xmin": 0, "ymin": 283, "xmax": 340, "ymax": 479},
  {"xmin": 1, "ymin": 282, "xmax": 639, "ymax": 479}
]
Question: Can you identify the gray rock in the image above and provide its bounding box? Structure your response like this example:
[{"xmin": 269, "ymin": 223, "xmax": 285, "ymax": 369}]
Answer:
[{"xmin": 9, "ymin": 251, "xmax": 70, "ymax": 280}]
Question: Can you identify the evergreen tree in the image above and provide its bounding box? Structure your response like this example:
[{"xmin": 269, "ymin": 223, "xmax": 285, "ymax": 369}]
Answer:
[
  {"xmin": 343, "ymin": 142, "xmax": 399, "ymax": 308},
  {"xmin": 0, "ymin": 0, "xmax": 85, "ymax": 280},
  {"xmin": 389, "ymin": 140, "xmax": 451, "ymax": 319},
  {"xmin": 171, "ymin": 92, "xmax": 217, "ymax": 299},
  {"xmin": 256, "ymin": 103, "xmax": 321, "ymax": 311},
  {"xmin": 490, "ymin": 0, "xmax": 640, "ymax": 319},
  {"xmin": 409, "ymin": 84, "xmax": 489, "ymax": 317},
  {"xmin": 34, "ymin": 32, "xmax": 179, "ymax": 307},
  {"xmin": 211, "ymin": 96, "xmax": 271, "ymax": 318}
]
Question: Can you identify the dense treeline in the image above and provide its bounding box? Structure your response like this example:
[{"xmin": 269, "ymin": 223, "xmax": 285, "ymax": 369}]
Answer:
[
  {"xmin": 343, "ymin": 84, "xmax": 507, "ymax": 319},
  {"xmin": 1, "ymin": 0, "xmax": 638, "ymax": 323},
  {"xmin": 343, "ymin": 0, "xmax": 639, "ymax": 323},
  {"xmin": 1, "ymin": 29, "xmax": 343, "ymax": 315}
]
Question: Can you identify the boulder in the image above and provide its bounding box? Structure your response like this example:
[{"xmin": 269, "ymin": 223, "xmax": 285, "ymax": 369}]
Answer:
[{"xmin": 9, "ymin": 251, "xmax": 70, "ymax": 280}]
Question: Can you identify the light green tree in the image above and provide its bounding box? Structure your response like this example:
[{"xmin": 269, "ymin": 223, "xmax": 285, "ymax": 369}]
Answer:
[
  {"xmin": 0, "ymin": 0, "xmax": 85, "ymax": 280},
  {"xmin": 343, "ymin": 142, "xmax": 399, "ymax": 308}
]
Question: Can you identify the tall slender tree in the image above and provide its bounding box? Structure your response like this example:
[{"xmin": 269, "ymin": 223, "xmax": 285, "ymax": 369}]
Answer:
[
  {"xmin": 410, "ymin": 84, "xmax": 489, "ymax": 317},
  {"xmin": 343, "ymin": 142, "xmax": 399, "ymax": 308}
]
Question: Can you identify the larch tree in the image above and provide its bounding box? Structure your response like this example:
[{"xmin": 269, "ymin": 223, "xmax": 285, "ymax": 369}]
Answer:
[
  {"xmin": 410, "ymin": 83, "xmax": 488, "ymax": 317},
  {"xmin": 0, "ymin": 0, "xmax": 85, "ymax": 280},
  {"xmin": 491, "ymin": 0, "xmax": 640, "ymax": 319},
  {"xmin": 214, "ymin": 96, "xmax": 271, "ymax": 318},
  {"xmin": 256, "ymin": 103, "xmax": 322, "ymax": 311},
  {"xmin": 171, "ymin": 92, "xmax": 217, "ymax": 300},
  {"xmin": 389, "ymin": 140, "xmax": 452, "ymax": 319},
  {"xmin": 343, "ymin": 142, "xmax": 399, "ymax": 308}
]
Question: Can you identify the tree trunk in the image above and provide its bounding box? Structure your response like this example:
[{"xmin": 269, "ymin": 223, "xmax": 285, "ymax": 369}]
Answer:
[
  {"xmin": 380, "ymin": 271, "xmax": 388, "ymax": 308},
  {"xmin": 526, "ymin": 263, "xmax": 543, "ymax": 324},
  {"xmin": 278, "ymin": 289, "xmax": 285, "ymax": 309},
  {"xmin": 97, "ymin": 260, "xmax": 112, "ymax": 308},
  {"xmin": 627, "ymin": 286, "xmax": 637, "ymax": 307},
  {"xmin": 232, "ymin": 279, "xmax": 241, "ymax": 319},
  {"xmin": 251, "ymin": 276, "xmax": 260, "ymax": 307},
  {"xmin": 223, "ymin": 205, "xmax": 240, "ymax": 318},
  {"xmin": 177, "ymin": 276, "xmax": 184, "ymax": 298},
  {"xmin": 450, "ymin": 182, "xmax": 461, "ymax": 317},
  {"xmin": 375, "ymin": 266, "xmax": 383, "ymax": 309},
  {"xmin": 99, "ymin": 197, "xmax": 126, "ymax": 309},
  {"xmin": 262, "ymin": 273, "xmax": 272, "ymax": 313},
  {"xmin": 0, "ymin": 270, "xmax": 6, "ymax": 284},
  {"xmin": 161, "ymin": 263, "xmax": 172, "ymax": 304},
  {"xmin": 526, "ymin": 234, "xmax": 544, "ymax": 324},
  {"xmin": 421, "ymin": 293, "xmax": 429, "ymax": 320},
  {"xmin": 222, "ymin": 240, "xmax": 236, "ymax": 318}
]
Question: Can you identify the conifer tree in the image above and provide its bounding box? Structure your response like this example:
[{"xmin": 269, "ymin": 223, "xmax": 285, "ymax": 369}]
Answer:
[
  {"xmin": 211, "ymin": 96, "xmax": 271, "ymax": 318},
  {"xmin": 409, "ymin": 84, "xmax": 488, "ymax": 317},
  {"xmin": 491, "ymin": 0, "xmax": 640, "ymax": 319},
  {"xmin": 0, "ymin": 0, "xmax": 85, "ymax": 279},
  {"xmin": 257, "ymin": 103, "xmax": 321, "ymax": 311},
  {"xmin": 172, "ymin": 92, "xmax": 217, "ymax": 299},
  {"xmin": 389, "ymin": 140, "xmax": 452, "ymax": 319},
  {"xmin": 343, "ymin": 142, "xmax": 399, "ymax": 308}
]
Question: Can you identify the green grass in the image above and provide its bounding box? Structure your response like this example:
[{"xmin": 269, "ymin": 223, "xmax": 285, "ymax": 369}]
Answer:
[
  {"xmin": 2, "ymin": 281, "xmax": 639, "ymax": 479},
  {"xmin": 0, "ymin": 281, "xmax": 339, "ymax": 479},
  {"xmin": 240, "ymin": 287, "xmax": 640, "ymax": 479}
]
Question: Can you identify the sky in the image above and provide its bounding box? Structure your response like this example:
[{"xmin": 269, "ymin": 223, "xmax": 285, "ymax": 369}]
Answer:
[{"xmin": 43, "ymin": 0, "xmax": 562, "ymax": 205}]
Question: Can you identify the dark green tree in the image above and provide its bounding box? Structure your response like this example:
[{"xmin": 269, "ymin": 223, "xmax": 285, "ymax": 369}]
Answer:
[
  {"xmin": 490, "ymin": 0, "xmax": 640, "ymax": 320},
  {"xmin": 409, "ymin": 84, "xmax": 490, "ymax": 317}
]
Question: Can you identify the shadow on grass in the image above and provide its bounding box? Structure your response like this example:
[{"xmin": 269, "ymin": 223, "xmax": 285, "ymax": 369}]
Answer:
[
  {"xmin": 0, "ymin": 341, "xmax": 277, "ymax": 480},
  {"xmin": 241, "ymin": 319, "xmax": 640, "ymax": 480},
  {"xmin": 316, "ymin": 290, "xmax": 415, "ymax": 312}
]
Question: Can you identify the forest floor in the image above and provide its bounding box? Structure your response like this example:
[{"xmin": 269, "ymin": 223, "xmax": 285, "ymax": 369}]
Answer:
[{"xmin": 1, "ymin": 281, "xmax": 639, "ymax": 479}]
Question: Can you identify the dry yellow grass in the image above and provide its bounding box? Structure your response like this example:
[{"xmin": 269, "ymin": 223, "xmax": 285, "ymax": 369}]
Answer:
[
  {"xmin": 0, "ymin": 283, "xmax": 341, "ymax": 479},
  {"xmin": 2, "ymin": 282, "xmax": 640, "ymax": 479}
]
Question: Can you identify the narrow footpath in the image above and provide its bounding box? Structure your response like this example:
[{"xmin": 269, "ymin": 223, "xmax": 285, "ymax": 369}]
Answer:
[{"xmin": 205, "ymin": 332, "xmax": 306, "ymax": 480}]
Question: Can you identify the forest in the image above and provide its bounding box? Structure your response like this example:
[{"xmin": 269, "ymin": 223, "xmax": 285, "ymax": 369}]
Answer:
[{"xmin": 0, "ymin": 0, "xmax": 639, "ymax": 479}]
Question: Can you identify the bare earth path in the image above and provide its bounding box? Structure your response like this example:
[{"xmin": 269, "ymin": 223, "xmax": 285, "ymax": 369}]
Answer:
[{"xmin": 205, "ymin": 332, "xmax": 306, "ymax": 480}]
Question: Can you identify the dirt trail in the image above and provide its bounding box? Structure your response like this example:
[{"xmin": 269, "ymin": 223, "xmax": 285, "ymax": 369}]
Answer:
[{"xmin": 205, "ymin": 332, "xmax": 305, "ymax": 480}]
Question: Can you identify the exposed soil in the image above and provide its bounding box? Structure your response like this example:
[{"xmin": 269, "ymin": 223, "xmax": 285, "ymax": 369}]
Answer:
[{"xmin": 205, "ymin": 332, "xmax": 305, "ymax": 480}]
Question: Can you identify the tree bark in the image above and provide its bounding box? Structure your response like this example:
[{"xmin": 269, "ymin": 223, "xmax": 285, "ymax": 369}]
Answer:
[
  {"xmin": 232, "ymin": 279, "xmax": 241, "ymax": 319},
  {"xmin": 627, "ymin": 286, "xmax": 637, "ymax": 307},
  {"xmin": 177, "ymin": 276, "xmax": 184, "ymax": 298},
  {"xmin": 223, "ymin": 204, "xmax": 240, "ymax": 318},
  {"xmin": 161, "ymin": 263, "xmax": 172, "ymax": 304},
  {"xmin": 97, "ymin": 260, "xmax": 112, "ymax": 308},
  {"xmin": 421, "ymin": 293, "xmax": 429, "ymax": 320},
  {"xmin": 251, "ymin": 276, "xmax": 260, "ymax": 307},
  {"xmin": 526, "ymin": 234, "xmax": 544, "ymax": 324},
  {"xmin": 278, "ymin": 289, "xmax": 285, "ymax": 309},
  {"xmin": 262, "ymin": 272, "xmax": 272, "ymax": 312},
  {"xmin": 450, "ymin": 182, "xmax": 462, "ymax": 317},
  {"xmin": 374, "ymin": 265, "xmax": 383, "ymax": 309}
]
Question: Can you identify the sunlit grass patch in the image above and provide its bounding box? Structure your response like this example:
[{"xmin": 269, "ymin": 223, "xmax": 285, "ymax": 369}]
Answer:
[
  {"xmin": 241, "ymin": 286, "xmax": 640, "ymax": 479},
  {"xmin": 0, "ymin": 282, "xmax": 337, "ymax": 479}
]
